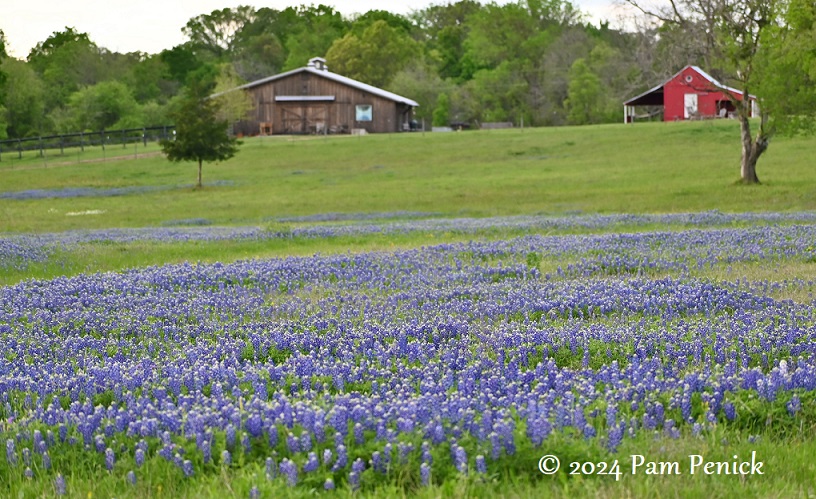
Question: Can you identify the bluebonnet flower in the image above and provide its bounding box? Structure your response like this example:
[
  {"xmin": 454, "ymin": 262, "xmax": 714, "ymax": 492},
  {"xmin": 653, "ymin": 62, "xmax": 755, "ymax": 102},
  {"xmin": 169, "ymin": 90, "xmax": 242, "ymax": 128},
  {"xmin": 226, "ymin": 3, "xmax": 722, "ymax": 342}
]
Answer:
[
  {"xmin": 421, "ymin": 441, "xmax": 433, "ymax": 464},
  {"xmin": 723, "ymin": 402, "xmax": 737, "ymax": 421},
  {"xmin": 454, "ymin": 445, "xmax": 468, "ymax": 473},
  {"xmin": 265, "ymin": 457, "xmax": 276, "ymax": 479},
  {"xmin": 6, "ymin": 439, "xmax": 17, "ymax": 466},
  {"xmin": 324, "ymin": 478, "xmax": 335, "ymax": 490},
  {"xmin": 787, "ymin": 395, "xmax": 801, "ymax": 416},
  {"xmin": 226, "ymin": 424, "xmax": 236, "ymax": 449},
  {"xmin": 475, "ymin": 455, "xmax": 487, "ymax": 474},
  {"xmin": 332, "ymin": 444, "xmax": 348, "ymax": 471},
  {"xmin": 55, "ymin": 474, "xmax": 66, "ymax": 495},
  {"xmin": 221, "ymin": 449, "xmax": 231, "ymax": 466},
  {"xmin": 348, "ymin": 471, "xmax": 361, "ymax": 491},
  {"xmin": 127, "ymin": 470, "xmax": 137, "ymax": 485},
  {"xmin": 300, "ymin": 431, "xmax": 312, "ymax": 452},
  {"xmin": 420, "ymin": 462, "xmax": 431, "ymax": 486},
  {"xmin": 286, "ymin": 432, "xmax": 299, "ymax": 453},
  {"xmin": 280, "ymin": 458, "xmax": 298, "ymax": 486},
  {"xmin": 303, "ymin": 452, "xmax": 319, "ymax": 473},
  {"xmin": 105, "ymin": 447, "xmax": 115, "ymax": 471},
  {"xmin": 607, "ymin": 424, "xmax": 623, "ymax": 453}
]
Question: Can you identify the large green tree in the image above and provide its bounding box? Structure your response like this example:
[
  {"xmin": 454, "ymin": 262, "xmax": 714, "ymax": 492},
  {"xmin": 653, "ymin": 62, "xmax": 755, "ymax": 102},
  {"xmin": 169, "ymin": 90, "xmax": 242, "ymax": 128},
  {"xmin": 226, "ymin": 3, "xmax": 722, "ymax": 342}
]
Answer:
[
  {"xmin": 161, "ymin": 84, "xmax": 240, "ymax": 188},
  {"xmin": 0, "ymin": 58, "xmax": 46, "ymax": 138},
  {"xmin": 28, "ymin": 28, "xmax": 105, "ymax": 111},
  {"xmin": 413, "ymin": 0, "xmax": 483, "ymax": 82},
  {"xmin": 281, "ymin": 5, "xmax": 349, "ymax": 70},
  {"xmin": 326, "ymin": 20, "xmax": 419, "ymax": 88},
  {"xmin": 182, "ymin": 6, "xmax": 257, "ymax": 60}
]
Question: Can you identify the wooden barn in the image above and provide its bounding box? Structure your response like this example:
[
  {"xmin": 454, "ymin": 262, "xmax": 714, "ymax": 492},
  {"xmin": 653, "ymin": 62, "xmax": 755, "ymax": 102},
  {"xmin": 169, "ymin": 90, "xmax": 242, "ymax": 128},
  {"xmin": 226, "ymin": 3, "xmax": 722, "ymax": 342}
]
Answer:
[
  {"xmin": 225, "ymin": 57, "xmax": 418, "ymax": 135},
  {"xmin": 623, "ymin": 65, "xmax": 759, "ymax": 123}
]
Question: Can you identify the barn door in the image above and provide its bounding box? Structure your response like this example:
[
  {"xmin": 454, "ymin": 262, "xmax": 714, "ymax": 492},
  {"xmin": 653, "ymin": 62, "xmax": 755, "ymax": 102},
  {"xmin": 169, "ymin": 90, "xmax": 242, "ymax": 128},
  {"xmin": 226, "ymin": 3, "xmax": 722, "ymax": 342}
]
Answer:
[
  {"xmin": 280, "ymin": 105, "xmax": 328, "ymax": 133},
  {"xmin": 281, "ymin": 106, "xmax": 306, "ymax": 133},
  {"xmin": 305, "ymin": 105, "xmax": 327, "ymax": 134},
  {"xmin": 684, "ymin": 94, "xmax": 698, "ymax": 119}
]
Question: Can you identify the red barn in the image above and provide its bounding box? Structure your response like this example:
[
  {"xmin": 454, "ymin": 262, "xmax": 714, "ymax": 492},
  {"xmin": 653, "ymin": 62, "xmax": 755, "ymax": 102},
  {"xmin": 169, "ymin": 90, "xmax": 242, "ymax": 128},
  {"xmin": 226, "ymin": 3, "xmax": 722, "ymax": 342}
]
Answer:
[{"xmin": 623, "ymin": 66, "xmax": 758, "ymax": 123}]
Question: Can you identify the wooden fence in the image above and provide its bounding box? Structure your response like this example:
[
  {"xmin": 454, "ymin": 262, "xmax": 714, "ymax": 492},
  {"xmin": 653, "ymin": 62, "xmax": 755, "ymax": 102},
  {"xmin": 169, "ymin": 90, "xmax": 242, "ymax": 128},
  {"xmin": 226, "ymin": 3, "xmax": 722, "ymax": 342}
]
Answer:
[{"xmin": 0, "ymin": 126, "xmax": 175, "ymax": 161}]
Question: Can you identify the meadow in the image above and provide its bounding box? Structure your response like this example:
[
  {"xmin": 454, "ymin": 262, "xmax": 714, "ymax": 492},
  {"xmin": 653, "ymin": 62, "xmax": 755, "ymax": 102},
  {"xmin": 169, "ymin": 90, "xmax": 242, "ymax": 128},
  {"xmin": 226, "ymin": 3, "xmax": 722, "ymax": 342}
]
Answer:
[{"xmin": 2, "ymin": 120, "xmax": 816, "ymax": 498}]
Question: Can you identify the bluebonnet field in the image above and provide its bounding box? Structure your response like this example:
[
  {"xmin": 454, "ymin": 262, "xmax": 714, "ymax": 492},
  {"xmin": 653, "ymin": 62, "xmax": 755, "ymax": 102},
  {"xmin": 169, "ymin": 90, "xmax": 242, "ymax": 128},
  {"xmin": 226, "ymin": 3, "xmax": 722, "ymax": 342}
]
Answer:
[{"xmin": 1, "ymin": 213, "xmax": 816, "ymax": 496}]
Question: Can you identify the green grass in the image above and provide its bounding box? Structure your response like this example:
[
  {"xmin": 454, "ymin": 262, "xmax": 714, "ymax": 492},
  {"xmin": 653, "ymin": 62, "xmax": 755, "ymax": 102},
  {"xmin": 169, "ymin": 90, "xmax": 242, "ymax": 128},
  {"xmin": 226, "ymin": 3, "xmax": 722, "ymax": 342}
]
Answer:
[
  {"xmin": 2, "ymin": 120, "xmax": 816, "ymax": 233},
  {"xmin": 6, "ymin": 425, "xmax": 815, "ymax": 498}
]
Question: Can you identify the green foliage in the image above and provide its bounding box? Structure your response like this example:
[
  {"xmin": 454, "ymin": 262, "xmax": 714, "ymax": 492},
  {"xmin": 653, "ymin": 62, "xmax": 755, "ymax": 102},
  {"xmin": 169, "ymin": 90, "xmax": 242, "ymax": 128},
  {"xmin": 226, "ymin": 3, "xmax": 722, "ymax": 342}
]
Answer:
[
  {"xmin": 160, "ymin": 84, "xmax": 240, "ymax": 188},
  {"xmin": 326, "ymin": 20, "xmax": 419, "ymax": 88},
  {"xmin": 160, "ymin": 43, "xmax": 206, "ymax": 86},
  {"xmin": 182, "ymin": 6, "xmax": 257, "ymax": 60},
  {"xmin": 389, "ymin": 59, "xmax": 454, "ymax": 124},
  {"xmin": 68, "ymin": 80, "xmax": 142, "ymax": 131},
  {"xmin": 27, "ymin": 27, "xmax": 104, "ymax": 111},
  {"xmin": 212, "ymin": 64, "xmax": 253, "ymax": 124},
  {"xmin": 281, "ymin": 5, "xmax": 349, "ymax": 70},
  {"xmin": 414, "ymin": 0, "xmax": 483, "ymax": 82},
  {"xmin": 565, "ymin": 58, "xmax": 602, "ymax": 125},
  {"xmin": 432, "ymin": 93, "xmax": 450, "ymax": 127},
  {"xmin": 754, "ymin": 0, "xmax": 816, "ymax": 136}
]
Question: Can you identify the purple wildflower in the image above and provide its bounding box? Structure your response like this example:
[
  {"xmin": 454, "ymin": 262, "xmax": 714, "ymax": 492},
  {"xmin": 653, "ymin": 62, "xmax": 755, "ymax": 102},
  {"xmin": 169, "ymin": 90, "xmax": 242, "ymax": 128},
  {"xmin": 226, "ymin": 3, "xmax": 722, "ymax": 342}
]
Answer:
[
  {"xmin": 105, "ymin": 447, "xmax": 115, "ymax": 471},
  {"xmin": 55, "ymin": 474, "xmax": 66, "ymax": 495},
  {"xmin": 420, "ymin": 462, "xmax": 431, "ymax": 486},
  {"xmin": 475, "ymin": 455, "xmax": 487, "ymax": 474}
]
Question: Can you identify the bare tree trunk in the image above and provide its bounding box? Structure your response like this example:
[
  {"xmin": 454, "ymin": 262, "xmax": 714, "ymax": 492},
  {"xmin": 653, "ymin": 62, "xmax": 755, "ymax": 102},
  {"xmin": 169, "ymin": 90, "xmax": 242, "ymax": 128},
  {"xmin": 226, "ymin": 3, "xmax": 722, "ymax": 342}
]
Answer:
[
  {"xmin": 738, "ymin": 104, "xmax": 768, "ymax": 184},
  {"xmin": 197, "ymin": 158, "xmax": 203, "ymax": 188}
]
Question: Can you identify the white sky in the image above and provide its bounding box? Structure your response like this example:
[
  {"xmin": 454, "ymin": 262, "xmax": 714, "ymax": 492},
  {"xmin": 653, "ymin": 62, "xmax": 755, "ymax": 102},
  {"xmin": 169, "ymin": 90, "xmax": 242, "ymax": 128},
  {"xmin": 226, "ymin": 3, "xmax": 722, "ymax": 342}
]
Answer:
[{"xmin": 3, "ymin": 0, "xmax": 630, "ymax": 59}]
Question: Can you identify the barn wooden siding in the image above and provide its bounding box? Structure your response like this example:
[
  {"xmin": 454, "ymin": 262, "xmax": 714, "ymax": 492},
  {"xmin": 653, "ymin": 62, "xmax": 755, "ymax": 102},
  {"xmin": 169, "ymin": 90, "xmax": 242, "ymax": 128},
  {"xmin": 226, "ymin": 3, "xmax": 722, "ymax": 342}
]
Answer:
[{"xmin": 235, "ymin": 72, "xmax": 414, "ymax": 135}]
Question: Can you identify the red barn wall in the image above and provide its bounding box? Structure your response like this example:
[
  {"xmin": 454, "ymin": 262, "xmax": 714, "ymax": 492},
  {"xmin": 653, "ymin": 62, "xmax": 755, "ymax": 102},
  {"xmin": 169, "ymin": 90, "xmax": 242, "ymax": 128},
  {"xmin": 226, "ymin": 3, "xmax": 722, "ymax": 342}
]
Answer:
[{"xmin": 663, "ymin": 67, "xmax": 747, "ymax": 121}]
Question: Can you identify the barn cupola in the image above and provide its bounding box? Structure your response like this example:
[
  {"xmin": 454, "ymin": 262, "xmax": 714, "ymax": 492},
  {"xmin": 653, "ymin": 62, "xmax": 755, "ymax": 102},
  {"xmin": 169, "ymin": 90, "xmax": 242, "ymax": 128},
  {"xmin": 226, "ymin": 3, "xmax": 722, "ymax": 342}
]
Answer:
[{"xmin": 307, "ymin": 57, "xmax": 329, "ymax": 72}]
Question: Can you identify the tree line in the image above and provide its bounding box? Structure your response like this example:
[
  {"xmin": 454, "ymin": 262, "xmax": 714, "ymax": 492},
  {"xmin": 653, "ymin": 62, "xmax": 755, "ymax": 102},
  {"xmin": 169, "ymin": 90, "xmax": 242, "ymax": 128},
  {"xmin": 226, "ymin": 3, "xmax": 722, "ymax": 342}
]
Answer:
[
  {"xmin": 0, "ymin": 1, "xmax": 695, "ymax": 140},
  {"xmin": 0, "ymin": 0, "xmax": 814, "ymax": 181}
]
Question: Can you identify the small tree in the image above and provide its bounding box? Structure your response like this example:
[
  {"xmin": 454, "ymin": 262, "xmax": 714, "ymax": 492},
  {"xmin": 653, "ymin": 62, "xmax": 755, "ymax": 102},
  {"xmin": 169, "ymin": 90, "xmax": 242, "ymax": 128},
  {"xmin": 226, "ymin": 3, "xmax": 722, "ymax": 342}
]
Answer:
[{"xmin": 161, "ymin": 85, "xmax": 240, "ymax": 188}]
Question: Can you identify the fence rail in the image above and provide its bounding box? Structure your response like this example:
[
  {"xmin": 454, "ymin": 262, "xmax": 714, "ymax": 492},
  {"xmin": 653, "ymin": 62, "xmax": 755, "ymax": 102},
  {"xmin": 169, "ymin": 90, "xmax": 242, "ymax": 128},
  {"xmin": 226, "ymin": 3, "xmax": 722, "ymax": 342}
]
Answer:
[{"xmin": 0, "ymin": 126, "xmax": 175, "ymax": 161}]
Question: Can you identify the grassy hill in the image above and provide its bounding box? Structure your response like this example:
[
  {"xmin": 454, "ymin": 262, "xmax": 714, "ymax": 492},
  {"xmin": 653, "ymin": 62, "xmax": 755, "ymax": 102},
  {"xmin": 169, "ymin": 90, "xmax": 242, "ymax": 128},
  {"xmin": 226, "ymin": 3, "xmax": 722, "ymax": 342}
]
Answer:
[{"xmin": 1, "ymin": 119, "xmax": 815, "ymax": 234}]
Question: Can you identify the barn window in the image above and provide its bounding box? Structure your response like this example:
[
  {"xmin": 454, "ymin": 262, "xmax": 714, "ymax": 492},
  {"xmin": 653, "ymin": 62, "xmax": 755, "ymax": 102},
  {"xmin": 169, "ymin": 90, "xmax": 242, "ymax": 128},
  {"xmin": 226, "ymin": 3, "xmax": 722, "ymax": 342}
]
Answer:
[
  {"xmin": 685, "ymin": 75, "xmax": 693, "ymax": 83},
  {"xmin": 356, "ymin": 105, "xmax": 373, "ymax": 122}
]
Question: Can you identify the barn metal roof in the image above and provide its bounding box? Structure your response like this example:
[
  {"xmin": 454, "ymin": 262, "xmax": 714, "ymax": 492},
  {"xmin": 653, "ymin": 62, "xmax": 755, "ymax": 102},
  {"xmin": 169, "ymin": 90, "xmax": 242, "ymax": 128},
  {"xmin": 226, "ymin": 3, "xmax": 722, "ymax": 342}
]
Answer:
[
  {"xmin": 228, "ymin": 65, "xmax": 420, "ymax": 108},
  {"xmin": 624, "ymin": 65, "xmax": 754, "ymax": 106}
]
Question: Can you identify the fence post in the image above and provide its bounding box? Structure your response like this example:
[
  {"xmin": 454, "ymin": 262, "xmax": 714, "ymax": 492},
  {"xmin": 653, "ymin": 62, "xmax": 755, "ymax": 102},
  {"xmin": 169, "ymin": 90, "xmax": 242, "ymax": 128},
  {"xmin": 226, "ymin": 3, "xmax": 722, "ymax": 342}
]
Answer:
[
  {"xmin": 39, "ymin": 136, "xmax": 44, "ymax": 158},
  {"xmin": 60, "ymin": 135, "xmax": 64, "ymax": 155},
  {"xmin": 101, "ymin": 130, "xmax": 105, "ymax": 152},
  {"xmin": 143, "ymin": 127, "xmax": 147, "ymax": 147},
  {"xmin": 80, "ymin": 131, "xmax": 84, "ymax": 152},
  {"xmin": 18, "ymin": 138, "xmax": 22, "ymax": 159},
  {"xmin": 122, "ymin": 128, "xmax": 126, "ymax": 148}
]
